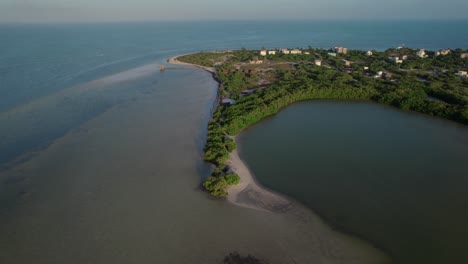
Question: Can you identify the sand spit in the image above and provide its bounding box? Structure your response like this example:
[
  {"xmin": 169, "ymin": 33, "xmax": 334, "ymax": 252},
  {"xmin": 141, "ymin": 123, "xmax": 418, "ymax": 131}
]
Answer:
[
  {"xmin": 226, "ymin": 146, "xmax": 293, "ymax": 213},
  {"xmin": 167, "ymin": 54, "xmax": 216, "ymax": 74}
]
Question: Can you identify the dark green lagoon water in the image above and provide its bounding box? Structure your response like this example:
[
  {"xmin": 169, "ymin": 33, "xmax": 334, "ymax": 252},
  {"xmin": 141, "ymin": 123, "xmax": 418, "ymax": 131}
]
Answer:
[{"xmin": 238, "ymin": 101, "xmax": 468, "ymax": 264}]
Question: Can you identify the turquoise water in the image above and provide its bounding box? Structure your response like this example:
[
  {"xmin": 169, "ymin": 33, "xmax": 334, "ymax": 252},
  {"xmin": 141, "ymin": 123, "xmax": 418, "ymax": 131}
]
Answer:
[{"xmin": 238, "ymin": 101, "xmax": 468, "ymax": 264}]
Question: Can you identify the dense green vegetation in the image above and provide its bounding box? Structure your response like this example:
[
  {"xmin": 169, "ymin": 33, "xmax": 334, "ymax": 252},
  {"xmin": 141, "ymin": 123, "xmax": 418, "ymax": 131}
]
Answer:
[
  {"xmin": 203, "ymin": 173, "xmax": 240, "ymax": 197},
  {"xmin": 180, "ymin": 47, "xmax": 467, "ymax": 197}
]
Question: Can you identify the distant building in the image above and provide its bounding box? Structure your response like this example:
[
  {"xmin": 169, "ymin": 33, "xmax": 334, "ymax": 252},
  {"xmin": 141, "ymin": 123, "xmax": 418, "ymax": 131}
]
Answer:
[
  {"xmin": 280, "ymin": 49, "xmax": 290, "ymax": 54},
  {"xmin": 334, "ymin": 46, "xmax": 348, "ymax": 54},
  {"xmin": 401, "ymin": 55, "xmax": 408, "ymax": 60},
  {"xmin": 366, "ymin": 50, "xmax": 373, "ymax": 56},
  {"xmin": 290, "ymin": 49, "xmax": 302, "ymax": 55},
  {"xmin": 314, "ymin": 59, "xmax": 322, "ymax": 66},
  {"xmin": 363, "ymin": 66, "xmax": 369, "ymax": 71},
  {"xmin": 457, "ymin": 71, "xmax": 467, "ymax": 77},
  {"xmin": 249, "ymin": 56, "xmax": 263, "ymax": 64},
  {"xmin": 436, "ymin": 49, "xmax": 451, "ymax": 56},
  {"xmin": 461, "ymin": 53, "xmax": 468, "ymax": 59},
  {"xmin": 390, "ymin": 56, "xmax": 403, "ymax": 64},
  {"xmin": 222, "ymin": 99, "xmax": 236, "ymax": 105},
  {"xmin": 328, "ymin": 52, "xmax": 337, "ymax": 57},
  {"xmin": 373, "ymin": 71, "xmax": 383, "ymax": 78},
  {"xmin": 417, "ymin": 49, "xmax": 428, "ymax": 58},
  {"xmin": 341, "ymin": 59, "xmax": 351, "ymax": 66},
  {"xmin": 304, "ymin": 51, "xmax": 311, "ymax": 55},
  {"xmin": 268, "ymin": 50, "xmax": 277, "ymax": 55},
  {"xmin": 260, "ymin": 49, "xmax": 267, "ymax": 56}
]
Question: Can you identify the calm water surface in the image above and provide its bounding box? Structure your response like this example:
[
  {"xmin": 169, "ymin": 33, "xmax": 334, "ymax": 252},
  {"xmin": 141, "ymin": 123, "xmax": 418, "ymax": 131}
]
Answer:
[{"xmin": 238, "ymin": 101, "xmax": 468, "ymax": 264}]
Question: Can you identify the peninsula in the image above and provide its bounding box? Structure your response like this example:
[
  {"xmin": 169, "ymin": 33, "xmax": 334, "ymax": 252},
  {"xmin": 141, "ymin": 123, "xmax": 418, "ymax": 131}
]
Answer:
[{"xmin": 169, "ymin": 47, "xmax": 468, "ymax": 206}]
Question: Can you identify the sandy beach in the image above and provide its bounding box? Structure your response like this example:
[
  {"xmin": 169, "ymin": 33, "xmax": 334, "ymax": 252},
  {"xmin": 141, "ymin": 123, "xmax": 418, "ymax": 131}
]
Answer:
[
  {"xmin": 226, "ymin": 141, "xmax": 293, "ymax": 213},
  {"xmin": 167, "ymin": 54, "xmax": 216, "ymax": 73}
]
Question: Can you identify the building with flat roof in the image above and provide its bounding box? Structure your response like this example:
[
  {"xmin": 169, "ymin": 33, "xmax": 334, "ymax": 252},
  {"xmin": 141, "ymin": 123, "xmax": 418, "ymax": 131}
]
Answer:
[{"xmin": 335, "ymin": 46, "xmax": 348, "ymax": 54}]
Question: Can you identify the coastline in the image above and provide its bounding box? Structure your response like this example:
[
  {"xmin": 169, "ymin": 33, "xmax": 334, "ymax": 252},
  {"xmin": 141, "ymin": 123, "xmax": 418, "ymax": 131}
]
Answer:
[
  {"xmin": 168, "ymin": 54, "xmax": 292, "ymax": 213},
  {"xmin": 167, "ymin": 54, "xmax": 216, "ymax": 74},
  {"xmin": 226, "ymin": 140, "xmax": 292, "ymax": 213}
]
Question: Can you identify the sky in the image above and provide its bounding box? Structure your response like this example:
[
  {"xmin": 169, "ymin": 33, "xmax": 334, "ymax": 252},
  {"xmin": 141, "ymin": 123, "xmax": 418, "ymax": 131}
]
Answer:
[{"xmin": 0, "ymin": 0, "xmax": 467, "ymax": 23}]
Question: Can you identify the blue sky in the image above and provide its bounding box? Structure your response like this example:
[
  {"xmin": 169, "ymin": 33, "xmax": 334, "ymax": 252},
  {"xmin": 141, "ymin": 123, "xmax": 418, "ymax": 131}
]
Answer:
[{"xmin": 1, "ymin": 0, "xmax": 467, "ymax": 23}]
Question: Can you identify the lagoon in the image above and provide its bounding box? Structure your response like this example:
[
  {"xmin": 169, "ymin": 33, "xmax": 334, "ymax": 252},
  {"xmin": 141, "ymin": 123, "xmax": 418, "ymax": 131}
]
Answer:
[{"xmin": 238, "ymin": 101, "xmax": 468, "ymax": 264}]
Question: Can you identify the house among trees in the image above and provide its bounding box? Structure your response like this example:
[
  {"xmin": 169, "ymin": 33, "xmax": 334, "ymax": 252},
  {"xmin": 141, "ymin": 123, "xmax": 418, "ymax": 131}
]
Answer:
[
  {"xmin": 341, "ymin": 59, "xmax": 352, "ymax": 66},
  {"xmin": 290, "ymin": 49, "xmax": 302, "ymax": 55},
  {"xmin": 366, "ymin": 50, "xmax": 373, "ymax": 56},
  {"xmin": 436, "ymin": 49, "xmax": 451, "ymax": 56},
  {"xmin": 280, "ymin": 49, "xmax": 290, "ymax": 54},
  {"xmin": 314, "ymin": 59, "xmax": 322, "ymax": 66},
  {"xmin": 222, "ymin": 99, "xmax": 236, "ymax": 105},
  {"xmin": 260, "ymin": 49, "xmax": 267, "ymax": 56},
  {"xmin": 457, "ymin": 71, "xmax": 467, "ymax": 78},
  {"xmin": 249, "ymin": 56, "xmax": 263, "ymax": 64},
  {"xmin": 390, "ymin": 56, "xmax": 403, "ymax": 63},
  {"xmin": 268, "ymin": 50, "xmax": 277, "ymax": 55},
  {"xmin": 461, "ymin": 53, "xmax": 468, "ymax": 59},
  {"xmin": 417, "ymin": 49, "xmax": 428, "ymax": 58}
]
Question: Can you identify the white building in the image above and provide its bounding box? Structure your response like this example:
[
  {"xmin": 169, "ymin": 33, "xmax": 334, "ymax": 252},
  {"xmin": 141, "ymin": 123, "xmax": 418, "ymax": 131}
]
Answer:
[
  {"xmin": 280, "ymin": 49, "xmax": 290, "ymax": 54},
  {"xmin": 461, "ymin": 53, "xmax": 468, "ymax": 59},
  {"xmin": 304, "ymin": 51, "xmax": 311, "ymax": 55},
  {"xmin": 314, "ymin": 59, "xmax": 322, "ymax": 66},
  {"xmin": 417, "ymin": 49, "xmax": 428, "ymax": 58},
  {"xmin": 366, "ymin": 50, "xmax": 373, "ymax": 56},
  {"xmin": 268, "ymin": 50, "xmax": 277, "ymax": 55},
  {"xmin": 390, "ymin": 56, "xmax": 403, "ymax": 64},
  {"xmin": 363, "ymin": 66, "xmax": 369, "ymax": 71},
  {"xmin": 260, "ymin": 49, "xmax": 267, "ymax": 56},
  {"xmin": 436, "ymin": 49, "xmax": 451, "ymax": 56},
  {"xmin": 457, "ymin": 71, "xmax": 467, "ymax": 77},
  {"xmin": 290, "ymin": 49, "xmax": 302, "ymax": 55}
]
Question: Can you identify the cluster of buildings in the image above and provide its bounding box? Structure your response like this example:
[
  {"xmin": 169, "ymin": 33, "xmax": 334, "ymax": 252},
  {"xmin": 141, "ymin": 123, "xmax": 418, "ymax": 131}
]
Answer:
[
  {"xmin": 260, "ymin": 48, "xmax": 309, "ymax": 56},
  {"xmin": 388, "ymin": 54, "xmax": 409, "ymax": 64}
]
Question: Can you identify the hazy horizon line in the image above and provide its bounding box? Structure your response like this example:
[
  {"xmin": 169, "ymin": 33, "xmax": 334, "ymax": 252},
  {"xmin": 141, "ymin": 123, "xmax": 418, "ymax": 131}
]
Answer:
[{"xmin": 1, "ymin": 17, "xmax": 467, "ymax": 25}]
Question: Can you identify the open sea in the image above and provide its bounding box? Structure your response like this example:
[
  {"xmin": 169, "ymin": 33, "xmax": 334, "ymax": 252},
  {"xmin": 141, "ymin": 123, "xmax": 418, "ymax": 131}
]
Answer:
[{"xmin": 0, "ymin": 20, "xmax": 467, "ymax": 264}]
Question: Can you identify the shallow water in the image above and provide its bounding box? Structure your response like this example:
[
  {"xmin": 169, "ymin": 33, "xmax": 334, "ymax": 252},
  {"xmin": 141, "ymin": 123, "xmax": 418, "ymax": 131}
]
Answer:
[
  {"xmin": 0, "ymin": 71, "xmax": 390, "ymax": 264},
  {"xmin": 238, "ymin": 101, "xmax": 468, "ymax": 264}
]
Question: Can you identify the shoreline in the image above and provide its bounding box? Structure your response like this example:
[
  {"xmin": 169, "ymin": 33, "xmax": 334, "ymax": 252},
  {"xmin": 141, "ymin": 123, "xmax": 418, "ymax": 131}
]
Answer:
[
  {"xmin": 167, "ymin": 54, "xmax": 216, "ymax": 74},
  {"xmin": 226, "ymin": 139, "xmax": 292, "ymax": 213},
  {"xmin": 168, "ymin": 54, "xmax": 293, "ymax": 213}
]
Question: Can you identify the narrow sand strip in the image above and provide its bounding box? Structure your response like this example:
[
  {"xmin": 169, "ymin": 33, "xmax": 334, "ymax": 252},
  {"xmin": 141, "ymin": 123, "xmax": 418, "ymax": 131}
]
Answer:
[
  {"xmin": 226, "ymin": 139, "xmax": 292, "ymax": 213},
  {"xmin": 167, "ymin": 54, "xmax": 216, "ymax": 73}
]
